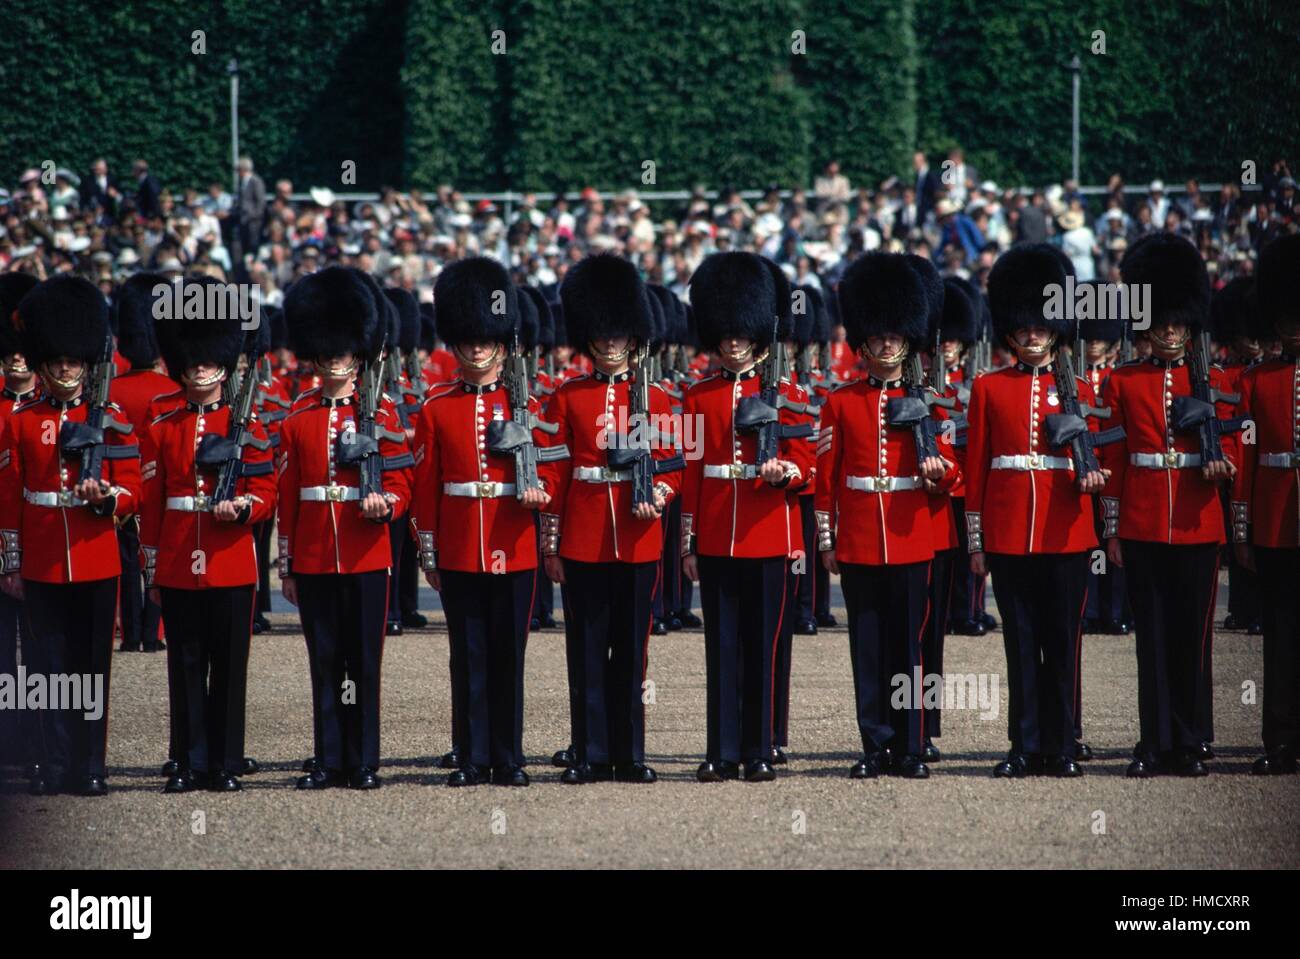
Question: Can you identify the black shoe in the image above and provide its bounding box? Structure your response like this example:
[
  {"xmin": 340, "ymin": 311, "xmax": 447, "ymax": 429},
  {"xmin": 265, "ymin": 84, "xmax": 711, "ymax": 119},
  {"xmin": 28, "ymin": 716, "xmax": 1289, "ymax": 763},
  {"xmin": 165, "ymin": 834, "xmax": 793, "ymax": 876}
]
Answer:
[
  {"xmin": 385, "ymin": 620, "xmax": 403, "ymax": 636},
  {"xmin": 296, "ymin": 768, "xmax": 343, "ymax": 790},
  {"xmin": 951, "ymin": 619, "xmax": 987, "ymax": 636},
  {"xmin": 551, "ymin": 746, "xmax": 575, "ymax": 768},
  {"xmin": 978, "ymin": 612, "xmax": 998, "ymax": 629},
  {"xmin": 743, "ymin": 759, "xmax": 776, "ymax": 782},
  {"xmin": 559, "ymin": 763, "xmax": 591, "ymax": 785},
  {"xmin": 815, "ymin": 613, "xmax": 838, "ymax": 628},
  {"xmin": 1197, "ymin": 741, "xmax": 1215, "ymax": 760},
  {"xmin": 210, "ymin": 771, "xmax": 242, "ymax": 792},
  {"xmin": 161, "ymin": 759, "xmax": 180, "ymax": 777},
  {"xmin": 1082, "ymin": 618, "xmax": 1100, "ymax": 634},
  {"xmin": 538, "ymin": 615, "xmax": 558, "ymax": 629},
  {"xmin": 923, "ymin": 740, "xmax": 941, "ymax": 763},
  {"xmin": 849, "ymin": 755, "xmax": 881, "ymax": 779},
  {"xmin": 770, "ymin": 746, "xmax": 789, "ymax": 765},
  {"xmin": 696, "ymin": 761, "xmax": 740, "ymax": 783},
  {"xmin": 1247, "ymin": 621, "xmax": 1263, "ymax": 636},
  {"xmin": 1126, "ymin": 751, "xmax": 1161, "ymax": 778},
  {"xmin": 1074, "ymin": 741, "xmax": 1094, "ymax": 761},
  {"xmin": 76, "ymin": 776, "xmax": 109, "ymax": 797},
  {"xmin": 402, "ymin": 612, "xmax": 428, "ymax": 629},
  {"xmin": 447, "ymin": 765, "xmax": 488, "ymax": 787},
  {"xmin": 28, "ymin": 773, "xmax": 59, "ymax": 796},
  {"xmin": 1252, "ymin": 748, "xmax": 1297, "ymax": 775},
  {"xmin": 439, "ymin": 749, "xmax": 462, "ymax": 770},
  {"xmin": 118, "ymin": 641, "xmax": 142, "ymax": 652},
  {"xmin": 252, "ymin": 615, "xmax": 272, "ymax": 634},
  {"xmin": 1045, "ymin": 755, "xmax": 1083, "ymax": 777},
  {"xmin": 793, "ymin": 618, "xmax": 818, "ymax": 635},
  {"xmin": 895, "ymin": 755, "xmax": 930, "ymax": 779},
  {"xmin": 142, "ymin": 640, "xmax": 165, "ymax": 652},
  {"xmin": 652, "ymin": 618, "xmax": 669, "ymax": 636},
  {"xmin": 302, "ymin": 756, "xmax": 321, "ymax": 774},
  {"xmin": 678, "ymin": 611, "xmax": 703, "ymax": 628},
  {"xmin": 349, "ymin": 767, "xmax": 381, "ymax": 790},
  {"xmin": 239, "ymin": 757, "xmax": 259, "ymax": 776},
  {"xmin": 614, "ymin": 762, "xmax": 657, "ymax": 783},
  {"xmin": 529, "ymin": 617, "xmax": 541, "ymax": 631},
  {"xmin": 666, "ymin": 614, "xmax": 683, "ymax": 631},
  {"xmin": 1174, "ymin": 750, "xmax": 1209, "ymax": 777},
  {"xmin": 994, "ymin": 753, "xmax": 1036, "ymax": 778},
  {"xmin": 1222, "ymin": 613, "xmax": 1243, "ymax": 630},
  {"xmin": 489, "ymin": 765, "xmax": 529, "ymax": 787},
  {"xmin": 164, "ymin": 773, "xmax": 198, "ymax": 794}
]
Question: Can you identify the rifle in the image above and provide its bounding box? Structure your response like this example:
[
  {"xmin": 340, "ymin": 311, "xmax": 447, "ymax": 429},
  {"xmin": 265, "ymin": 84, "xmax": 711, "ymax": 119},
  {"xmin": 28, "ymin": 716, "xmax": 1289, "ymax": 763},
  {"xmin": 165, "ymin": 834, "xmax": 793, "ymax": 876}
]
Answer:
[
  {"xmin": 1170, "ymin": 329, "xmax": 1246, "ymax": 464},
  {"xmin": 608, "ymin": 343, "xmax": 685, "ymax": 510},
  {"xmin": 59, "ymin": 332, "xmax": 137, "ymax": 484},
  {"xmin": 1043, "ymin": 343, "xmax": 1125, "ymax": 476},
  {"xmin": 930, "ymin": 335, "xmax": 968, "ymax": 446},
  {"xmin": 335, "ymin": 354, "xmax": 414, "ymax": 502},
  {"xmin": 486, "ymin": 328, "xmax": 568, "ymax": 501},
  {"xmin": 195, "ymin": 347, "xmax": 274, "ymax": 505},
  {"xmin": 385, "ymin": 346, "xmax": 422, "ymax": 428},
  {"xmin": 735, "ymin": 319, "xmax": 812, "ymax": 466},
  {"xmin": 887, "ymin": 349, "xmax": 956, "ymax": 464}
]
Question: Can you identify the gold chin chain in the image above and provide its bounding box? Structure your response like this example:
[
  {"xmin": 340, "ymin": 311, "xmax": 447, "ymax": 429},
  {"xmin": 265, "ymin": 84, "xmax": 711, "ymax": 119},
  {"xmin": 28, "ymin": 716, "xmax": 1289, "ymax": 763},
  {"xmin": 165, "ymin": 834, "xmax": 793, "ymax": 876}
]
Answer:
[
  {"xmin": 46, "ymin": 368, "xmax": 86, "ymax": 391},
  {"xmin": 1151, "ymin": 329, "xmax": 1190, "ymax": 351},
  {"xmin": 456, "ymin": 345, "xmax": 500, "ymax": 371},
  {"xmin": 184, "ymin": 368, "xmax": 228, "ymax": 389},
  {"xmin": 860, "ymin": 341, "xmax": 910, "ymax": 365}
]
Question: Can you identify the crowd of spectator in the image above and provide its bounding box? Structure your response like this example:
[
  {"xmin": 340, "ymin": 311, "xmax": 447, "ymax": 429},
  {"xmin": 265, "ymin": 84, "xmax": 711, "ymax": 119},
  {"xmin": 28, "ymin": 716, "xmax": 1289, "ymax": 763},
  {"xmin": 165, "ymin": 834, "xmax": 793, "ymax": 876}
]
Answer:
[{"xmin": 1, "ymin": 149, "xmax": 1294, "ymax": 311}]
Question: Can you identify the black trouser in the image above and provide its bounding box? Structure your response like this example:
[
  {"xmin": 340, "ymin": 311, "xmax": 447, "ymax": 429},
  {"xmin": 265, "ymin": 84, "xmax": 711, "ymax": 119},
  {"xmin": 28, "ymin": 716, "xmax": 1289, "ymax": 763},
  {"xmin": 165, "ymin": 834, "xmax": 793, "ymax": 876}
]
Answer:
[
  {"xmin": 1254, "ymin": 546, "xmax": 1300, "ymax": 753},
  {"xmin": 927, "ymin": 547, "xmax": 958, "ymax": 739},
  {"xmin": 1085, "ymin": 502, "xmax": 1129, "ymax": 625},
  {"xmin": 296, "ymin": 570, "xmax": 389, "ymax": 773},
  {"xmin": 698, "ymin": 555, "xmax": 786, "ymax": 765},
  {"xmin": 0, "ymin": 591, "xmax": 33, "ymax": 767},
  {"xmin": 255, "ymin": 521, "xmax": 273, "ymax": 615},
  {"xmin": 1121, "ymin": 540, "xmax": 1218, "ymax": 755},
  {"xmin": 386, "ymin": 521, "xmax": 407, "ymax": 624},
  {"xmin": 439, "ymin": 568, "xmax": 534, "ymax": 769},
  {"xmin": 950, "ymin": 497, "xmax": 989, "ymax": 625},
  {"xmin": 796, "ymin": 496, "xmax": 815, "ymax": 622},
  {"xmin": 772, "ymin": 556, "xmax": 800, "ymax": 749},
  {"xmin": 840, "ymin": 561, "xmax": 930, "ymax": 756},
  {"xmin": 560, "ymin": 559, "xmax": 657, "ymax": 766},
  {"xmin": 662, "ymin": 502, "xmax": 684, "ymax": 618},
  {"xmin": 159, "ymin": 586, "xmax": 254, "ymax": 776},
  {"xmin": 117, "ymin": 520, "xmax": 161, "ymax": 647},
  {"xmin": 532, "ymin": 516, "xmax": 554, "ymax": 623},
  {"xmin": 23, "ymin": 577, "xmax": 117, "ymax": 781},
  {"xmin": 987, "ymin": 552, "xmax": 1087, "ymax": 759}
]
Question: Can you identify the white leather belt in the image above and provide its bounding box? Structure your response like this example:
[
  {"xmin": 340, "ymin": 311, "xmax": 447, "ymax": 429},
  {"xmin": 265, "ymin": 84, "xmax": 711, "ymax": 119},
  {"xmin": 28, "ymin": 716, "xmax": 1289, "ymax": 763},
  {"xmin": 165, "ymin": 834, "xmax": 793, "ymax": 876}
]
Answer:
[
  {"xmin": 991, "ymin": 454, "xmax": 1072, "ymax": 471},
  {"xmin": 574, "ymin": 466, "xmax": 631, "ymax": 483},
  {"xmin": 1130, "ymin": 452, "xmax": 1202, "ymax": 469},
  {"xmin": 23, "ymin": 489, "xmax": 86, "ymax": 508},
  {"xmin": 1260, "ymin": 452, "xmax": 1300, "ymax": 468},
  {"xmin": 299, "ymin": 484, "xmax": 362, "ymax": 502},
  {"xmin": 166, "ymin": 495, "xmax": 214, "ymax": 512},
  {"xmin": 704, "ymin": 463, "xmax": 759, "ymax": 480},
  {"xmin": 443, "ymin": 481, "xmax": 517, "ymax": 498},
  {"xmin": 845, "ymin": 474, "xmax": 922, "ymax": 493}
]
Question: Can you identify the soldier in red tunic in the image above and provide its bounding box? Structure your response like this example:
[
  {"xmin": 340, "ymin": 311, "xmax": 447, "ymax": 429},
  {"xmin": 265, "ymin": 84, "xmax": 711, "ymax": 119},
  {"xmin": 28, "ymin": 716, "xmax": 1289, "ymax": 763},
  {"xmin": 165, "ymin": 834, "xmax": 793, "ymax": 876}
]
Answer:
[
  {"xmin": 0, "ymin": 276, "xmax": 143, "ymax": 796},
  {"xmin": 410, "ymin": 257, "xmax": 554, "ymax": 787},
  {"xmin": 141, "ymin": 275, "xmax": 276, "ymax": 792},
  {"xmin": 966, "ymin": 245, "xmax": 1109, "ymax": 778},
  {"xmin": 108, "ymin": 273, "xmax": 175, "ymax": 653},
  {"xmin": 1104, "ymin": 234, "xmax": 1239, "ymax": 777},
  {"xmin": 681, "ymin": 252, "xmax": 815, "ymax": 783},
  {"xmin": 816, "ymin": 254, "xmax": 958, "ymax": 779},
  {"xmin": 0, "ymin": 272, "xmax": 39, "ymax": 775},
  {"xmin": 539, "ymin": 255, "xmax": 681, "ymax": 784},
  {"xmin": 279, "ymin": 267, "xmax": 414, "ymax": 790},
  {"xmin": 1234, "ymin": 235, "xmax": 1300, "ymax": 774}
]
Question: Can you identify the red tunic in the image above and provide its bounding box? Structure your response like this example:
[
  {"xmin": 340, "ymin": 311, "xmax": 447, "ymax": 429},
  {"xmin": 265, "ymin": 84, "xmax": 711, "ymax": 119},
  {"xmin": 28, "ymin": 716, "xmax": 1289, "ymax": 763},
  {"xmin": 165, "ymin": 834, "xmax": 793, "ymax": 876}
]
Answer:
[
  {"xmin": 680, "ymin": 368, "xmax": 815, "ymax": 560},
  {"xmin": 275, "ymin": 390, "xmax": 412, "ymax": 576},
  {"xmin": 410, "ymin": 379, "xmax": 540, "ymax": 573},
  {"xmin": 139, "ymin": 399, "xmax": 277, "ymax": 588},
  {"xmin": 1232, "ymin": 357, "xmax": 1300, "ymax": 549},
  {"xmin": 111, "ymin": 368, "xmax": 178, "ymax": 436},
  {"xmin": 0, "ymin": 395, "xmax": 141, "ymax": 582},
  {"xmin": 815, "ymin": 376, "xmax": 959, "ymax": 566},
  {"xmin": 964, "ymin": 361, "xmax": 1100, "ymax": 555},
  {"xmin": 539, "ymin": 370, "xmax": 681, "ymax": 564}
]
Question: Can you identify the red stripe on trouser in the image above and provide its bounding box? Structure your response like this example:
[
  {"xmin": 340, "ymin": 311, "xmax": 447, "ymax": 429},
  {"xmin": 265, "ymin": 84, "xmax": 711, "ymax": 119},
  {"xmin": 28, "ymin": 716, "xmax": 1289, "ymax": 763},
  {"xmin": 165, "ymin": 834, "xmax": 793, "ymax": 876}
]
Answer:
[
  {"xmin": 915, "ymin": 562, "xmax": 932, "ymax": 752},
  {"xmin": 768, "ymin": 562, "xmax": 788, "ymax": 742},
  {"xmin": 1074, "ymin": 585, "xmax": 1089, "ymax": 723}
]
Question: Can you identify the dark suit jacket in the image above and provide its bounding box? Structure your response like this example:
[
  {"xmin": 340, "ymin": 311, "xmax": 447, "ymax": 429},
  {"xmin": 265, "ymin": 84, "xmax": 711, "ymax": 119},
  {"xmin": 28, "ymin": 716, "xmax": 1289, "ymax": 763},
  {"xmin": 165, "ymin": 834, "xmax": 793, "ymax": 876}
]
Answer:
[
  {"xmin": 136, "ymin": 174, "xmax": 162, "ymax": 219},
  {"xmin": 80, "ymin": 174, "xmax": 118, "ymax": 213},
  {"xmin": 915, "ymin": 168, "xmax": 939, "ymax": 224},
  {"xmin": 238, "ymin": 174, "xmax": 266, "ymax": 223}
]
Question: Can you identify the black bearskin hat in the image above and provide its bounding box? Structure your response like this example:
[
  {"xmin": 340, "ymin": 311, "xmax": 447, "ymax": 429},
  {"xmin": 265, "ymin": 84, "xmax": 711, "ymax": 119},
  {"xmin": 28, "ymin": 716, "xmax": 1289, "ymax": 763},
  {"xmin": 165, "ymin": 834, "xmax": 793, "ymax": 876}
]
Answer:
[
  {"xmin": 1075, "ymin": 280, "xmax": 1126, "ymax": 344},
  {"xmin": 987, "ymin": 243, "xmax": 1074, "ymax": 342},
  {"xmin": 112, "ymin": 271, "xmax": 166, "ymax": 368},
  {"xmin": 0, "ymin": 272, "xmax": 40, "ymax": 359},
  {"xmin": 940, "ymin": 277, "xmax": 979, "ymax": 346},
  {"xmin": 836, "ymin": 253, "xmax": 930, "ymax": 350},
  {"xmin": 1210, "ymin": 276, "xmax": 1257, "ymax": 346},
  {"xmin": 792, "ymin": 285, "xmax": 824, "ymax": 347},
  {"xmin": 384, "ymin": 287, "xmax": 420, "ymax": 356},
  {"xmin": 688, "ymin": 251, "xmax": 783, "ymax": 351},
  {"xmin": 285, "ymin": 266, "xmax": 385, "ymax": 361},
  {"xmin": 433, "ymin": 257, "xmax": 517, "ymax": 348},
  {"xmin": 560, "ymin": 254, "xmax": 653, "ymax": 352},
  {"xmin": 156, "ymin": 276, "xmax": 247, "ymax": 381},
  {"xmin": 17, "ymin": 274, "xmax": 110, "ymax": 367},
  {"xmin": 1257, "ymin": 233, "xmax": 1300, "ymax": 338},
  {"xmin": 905, "ymin": 254, "xmax": 944, "ymax": 342},
  {"xmin": 1119, "ymin": 233, "xmax": 1209, "ymax": 333},
  {"xmin": 418, "ymin": 301, "xmax": 436, "ymax": 352}
]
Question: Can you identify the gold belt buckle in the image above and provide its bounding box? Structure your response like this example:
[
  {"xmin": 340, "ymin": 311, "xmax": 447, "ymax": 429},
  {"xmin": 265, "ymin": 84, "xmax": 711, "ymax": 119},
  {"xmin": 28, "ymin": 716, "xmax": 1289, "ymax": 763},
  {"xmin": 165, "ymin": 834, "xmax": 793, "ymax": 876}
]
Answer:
[
  {"xmin": 58, "ymin": 489, "xmax": 76, "ymax": 506},
  {"xmin": 877, "ymin": 476, "xmax": 894, "ymax": 492},
  {"xmin": 476, "ymin": 481, "xmax": 497, "ymax": 498},
  {"xmin": 193, "ymin": 493, "xmax": 209, "ymax": 511},
  {"xmin": 729, "ymin": 463, "xmax": 746, "ymax": 479},
  {"xmin": 1165, "ymin": 451, "xmax": 1179, "ymax": 468},
  {"xmin": 1028, "ymin": 454, "xmax": 1042, "ymax": 469},
  {"xmin": 326, "ymin": 484, "xmax": 345, "ymax": 502}
]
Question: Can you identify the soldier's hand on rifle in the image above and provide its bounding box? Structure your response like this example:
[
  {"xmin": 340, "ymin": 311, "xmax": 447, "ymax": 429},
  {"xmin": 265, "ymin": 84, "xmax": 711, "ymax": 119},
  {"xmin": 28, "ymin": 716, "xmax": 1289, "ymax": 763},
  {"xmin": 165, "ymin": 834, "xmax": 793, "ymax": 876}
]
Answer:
[
  {"xmin": 821, "ymin": 549, "xmax": 839, "ymax": 575},
  {"xmin": 544, "ymin": 555, "xmax": 566, "ymax": 585},
  {"xmin": 920, "ymin": 455, "xmax": 949, "ymax": 482},
  {"xmin": 1234, "ymin": 542, "xmax": 1255, "ymax": 573},
  {"xmin": 520, "ymin": 486, "xmax": 551, "ymax": 510},
  {"xmin": 281, "ymin": 575, "xmax": 298, "ymax": 606},
  {"xmin": 682, "ymin": 554, "xmax": 699, "ymax": 583},
  {"xmin": 1106, "ymin": 538, "xmax": 1124, "ymax": 569},
  {"xmin": 424, "ymin": 570, "xmax": 442, "ymax": 591},
  {"xmin": 1077, "ymin": 468, "xmax": 1110, "ymax": 494},
  {"xmin": 359, "ymin": 492, "xmax": 392, "ymax": 521},
  {"xmin": 969, "ymin": 550, "xmax": 987, "ymax": 577},
  {"xmin": 1201, "ymin": 458, "xmax": 1236, "ymax": 485},
  {"xmin": 213, "ymin": 496, "xmax": 248, "ymax": 522},
  {"xmin": 633, "ymin": 485, "xmax": 668, "ymax": 520},
  {"xmin": 75, "ymin": 478, "xmax": 112, "ymax": 505},
  {"xmin": 760, "ymin": 458, "xmax": 790, "ymax": 485},
  {"xmin": 0, "ymin": 573, "xmax": 22, "ymax": 601}
]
